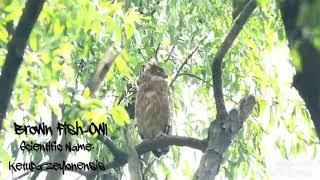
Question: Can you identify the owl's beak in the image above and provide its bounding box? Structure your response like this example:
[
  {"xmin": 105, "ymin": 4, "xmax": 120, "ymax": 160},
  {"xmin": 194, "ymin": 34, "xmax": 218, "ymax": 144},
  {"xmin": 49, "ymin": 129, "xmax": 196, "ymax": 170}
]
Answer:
[{"xmin": 163, "ymin": 73, "xmax": 168, "ymax": 79}]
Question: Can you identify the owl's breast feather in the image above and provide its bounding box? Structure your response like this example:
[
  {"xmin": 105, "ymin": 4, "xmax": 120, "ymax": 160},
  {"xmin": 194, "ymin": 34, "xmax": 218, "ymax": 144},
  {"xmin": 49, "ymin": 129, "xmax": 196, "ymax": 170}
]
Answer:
[{"xmin": 144, "ymin": 91, "xmax": 157, "ymax": 98}]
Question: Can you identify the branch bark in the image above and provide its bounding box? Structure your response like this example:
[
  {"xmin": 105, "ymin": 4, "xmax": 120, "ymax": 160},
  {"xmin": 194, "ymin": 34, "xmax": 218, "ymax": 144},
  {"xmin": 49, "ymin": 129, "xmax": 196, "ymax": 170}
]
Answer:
[
  {"xmin": 98, "ymin": 135, "xmax": 126, "ymax": 159},
  {"xmin": 194, "ymin": 1, "xmax": 257, "ymax": 179},
  {"xmin": 79, "ymin": 135, "xmax": 206, "ymax": 177},
  {"xmin": 124, "ymin": 125, "xmax": 142, "ymax": 180},
  {"xmin": 86, "ymin": 48, "xmax": 118, "ymax": 95},
  {"xmin": 212, "ymin": 0, "xmax": 257, "ymax": 119},
  {"xmin": 136, "ymin": 135, "xmax": 207, "ymax": 153},
  {"xmin": 194, "ymin": 96, "xmax": 256, "ymax": 180},
  {"xmin": 278, "ymin": 0, "xmax": 320, "ymax": 139},
  {"xmin": 0, "ymin": 0, "xmax": 46, "ymax": 130},
  {"xmin": 45, "ymin": 48, "xmax": 118, "ymax": 179}
]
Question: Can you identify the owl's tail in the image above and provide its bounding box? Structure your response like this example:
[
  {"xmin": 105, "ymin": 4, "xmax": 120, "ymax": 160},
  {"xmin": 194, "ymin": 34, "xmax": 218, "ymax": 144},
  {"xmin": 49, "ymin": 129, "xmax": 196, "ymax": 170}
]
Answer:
[{"xmin": 152, "ymin": 146, "xmax": 169, "ymax": 158}]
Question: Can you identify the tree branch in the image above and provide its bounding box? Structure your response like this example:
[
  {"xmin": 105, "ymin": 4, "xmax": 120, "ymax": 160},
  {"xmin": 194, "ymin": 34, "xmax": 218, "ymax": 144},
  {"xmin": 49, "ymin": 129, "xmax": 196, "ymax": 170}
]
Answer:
[
  {"xmin": 165, "ymin": 44, "xmax": 176, "ymax": 62},
  {"xmin": 124, "ymin": 125, "xmax": 142, "ymax": 180},
  {"xmin": 75, "ymin": 135, "xmax": 207, "ymax": 177},
  {"xmin": 98, "ymin": 135, "xmax": 126, "ymax": 159},
  {"xmin": 13, "ymin": 161, "xmax": 49, "ymax": 180},
  {"xmin": 169, "ymin": 36, "xmax": 207, "ymax": 88},
  {"xmin": 212, "ymin": 0, "xmax": 257, "ymax": 119},
  {"xmin": 154, "ymin": 43, "xmax": 161, "ymax": 64},
  {"xmin": 45, "ymin": 48, "xmax": 118, "ymax": 180},
  {"xmin": 194, "ymin": 1, "xmax": 257, "ymax": 179},
  {"xmin": 136, "ymin": 135, "xmax": 207, "ymax": 154},
  {"xmin": 138, "ymin": 48, "xmax": 148, "ymax": 62},
  {"xmin": 178, "ymin": 73, "xmax": 213, "ymax": 86},
  {"xmin": 0, "ymin": 0, "xmax": 46, "ymax": 130},
  {"xmin": 279, "ymin": 0, "xmax": 320, "ymax": 139},
  {"xmin": 177, "ymin": 73, "xmax": 268, "ymax": 134},
  {"xmin": 86, "ymin": 48, "xmax": 118, "ymax": 95},
  {"xmin": 194, "ymin": 95, "xmax": 256, "ymax": 180}
]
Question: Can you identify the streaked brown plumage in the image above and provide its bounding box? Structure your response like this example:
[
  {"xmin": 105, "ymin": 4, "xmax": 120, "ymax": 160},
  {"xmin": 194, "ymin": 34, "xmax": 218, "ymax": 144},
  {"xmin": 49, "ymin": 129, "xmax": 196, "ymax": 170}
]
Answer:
[{"xmin": 135, "ymin": 64, "xmax": 172, "ymax": 157}]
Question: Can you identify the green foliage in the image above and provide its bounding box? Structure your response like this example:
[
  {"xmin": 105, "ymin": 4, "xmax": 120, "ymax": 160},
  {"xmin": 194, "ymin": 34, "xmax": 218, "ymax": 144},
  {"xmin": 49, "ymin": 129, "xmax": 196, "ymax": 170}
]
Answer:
[
  {"xmin": 0, "ymin": 0, "xmax": 319, "ymax": 179},
  {"xmin": 111, "ymin": 105, "xmax": 131, "ymax": 126}
]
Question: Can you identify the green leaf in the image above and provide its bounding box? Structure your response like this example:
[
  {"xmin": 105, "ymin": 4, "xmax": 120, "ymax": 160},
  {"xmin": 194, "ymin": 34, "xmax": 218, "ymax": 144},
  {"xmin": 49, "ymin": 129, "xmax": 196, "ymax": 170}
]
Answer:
[
  {"xmin": 53, "ymin": 20, "xmax": 63, "ymax": 35},
  {"xmin": 0, "ymin": 25, "xmax": 8, "ymax": 42},
  {"xmin": 80, "ymin": 99, "xmax": 104, "ymax": 109},
  {"xmin": 0, "ymin": 148, "xmax": 11, "ymax": 169},
  {"xmin": 29, "ymin": 34, "xmax": 38, "ymax": 51},
  {"xmin": 111, "ymin": 105, "xmax": 130, "ymax": 126},
  {"xmin": 125, "ymin": 23, "xmax": 134, "ymax": 40},
  {"xmin": 115, "ymin": 50, "xmax": 133, "ymax": 81},
  {"xmin": 115, "ymin": 55, "xmax": 127, "ymax": 74},
  {"xmin": 106, "ymin": 62, "xmax": 115, "ymax": 81},
  {"xmin": 84, "ymin": 109, "xmax": 107, "ymax": 124},
  {"xmin": 114, "ymin": 22, "xmax": 122, "ymax": 45},
  {"xmin": 291, "ymin": 48, "xmax": 302, "ymax": 72},
  {"xmin": 288, "ymin": 114, "xmax": 295, "ymax": 133},
  {"xmin": 125, "ymin": 9, "xmax": 141, "ymax": 24},
  {"xmin": 83, "ymin": 87, "xmax": 91, "ymax": 99}
]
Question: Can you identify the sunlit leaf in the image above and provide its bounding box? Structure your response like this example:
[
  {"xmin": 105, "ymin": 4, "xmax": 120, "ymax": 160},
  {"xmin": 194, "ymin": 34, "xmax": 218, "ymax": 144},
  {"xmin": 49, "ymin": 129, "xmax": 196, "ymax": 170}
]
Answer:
[
  {"xmin": 0, "ymin": 26, "xmax": 8, "ymax": 42},
  {"xmin": 83, "ymin": 87, "xmax": 91, "ymax": 99},
  {"xmin": 124, "ymin": 23, "xmax": 134, "ymax": 40},
  {"xmin": 110, "ymin": 105, "xmax": 130, "ymax": 126}
]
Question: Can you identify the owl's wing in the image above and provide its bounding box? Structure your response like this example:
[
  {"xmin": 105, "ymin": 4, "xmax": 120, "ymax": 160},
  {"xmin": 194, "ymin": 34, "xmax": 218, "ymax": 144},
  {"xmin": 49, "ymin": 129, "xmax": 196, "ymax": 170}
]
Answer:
[
  {"xmin": 135, "ymin": 85, "xmax": 149, "ymax": 139},
  {"xmin": 136, "ymin": 85, "xmax": 162, "ymax": 139},
  {"xmin": 158, "ymin": 88, "xmax": 173, "ymax": 136},
  {"xmin": 168, "ymin": 90, "xmax": 173, "ymax": 135}
]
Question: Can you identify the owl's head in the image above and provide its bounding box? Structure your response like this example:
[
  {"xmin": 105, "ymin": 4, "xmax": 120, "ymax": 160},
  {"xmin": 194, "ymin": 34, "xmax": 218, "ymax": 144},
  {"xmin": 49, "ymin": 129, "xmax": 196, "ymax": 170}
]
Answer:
[{"xmin": 144, "ymin": 64, "xmax": 168, "ymax": 79}]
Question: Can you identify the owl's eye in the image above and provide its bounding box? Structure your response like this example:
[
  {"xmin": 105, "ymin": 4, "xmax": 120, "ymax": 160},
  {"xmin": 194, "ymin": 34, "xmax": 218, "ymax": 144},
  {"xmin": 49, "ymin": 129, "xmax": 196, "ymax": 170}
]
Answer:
[{"xmin": 156, "ymin": 69, "xmax": 162, "ymax": 73}]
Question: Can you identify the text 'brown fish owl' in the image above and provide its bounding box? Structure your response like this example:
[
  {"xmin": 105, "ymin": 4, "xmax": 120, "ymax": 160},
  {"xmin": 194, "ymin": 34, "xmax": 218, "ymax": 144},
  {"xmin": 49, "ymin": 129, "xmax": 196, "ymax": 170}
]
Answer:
[{"xmin": 135, "ymin": 64, "xmax": 172, "ymax": 158}]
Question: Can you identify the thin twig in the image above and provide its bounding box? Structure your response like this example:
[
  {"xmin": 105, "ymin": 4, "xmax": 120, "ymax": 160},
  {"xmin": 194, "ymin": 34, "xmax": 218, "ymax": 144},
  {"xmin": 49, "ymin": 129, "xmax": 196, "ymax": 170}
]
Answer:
[
  {"xmin": 142, "ymin": 158, "xmax": 156, "ymax": 178},
  {"xmin": 178, "ymin": 72, "xmax": 268, "ymax": 134},
  {"xmin": 178, "ymin": 73, "xmax": 212, "ymax": 86},
  {"xmin": 249, "ymin": 115, "xmax": 269, "ymax": 134},
  {"xmin": 154, "ymin": 43, "xmax": 160, "ymax": 64},
  {"xmin": 169, "ymin": 36, "xmax": 207, "ymax": 87},
  {"xmin": 176, "ymin": 73, "xmax": 238, "ymax": 105},
  {"xmin": 165, "ymin": 44, "xmax": 176, "ymax": 62},
  {"xmin": 138, "ymin": 49, "xmax": 148, "ymax": 62}
]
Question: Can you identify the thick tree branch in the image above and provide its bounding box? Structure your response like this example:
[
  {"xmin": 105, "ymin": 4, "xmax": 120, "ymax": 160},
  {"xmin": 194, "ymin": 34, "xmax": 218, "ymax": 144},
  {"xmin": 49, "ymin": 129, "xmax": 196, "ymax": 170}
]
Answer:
[
  {"xmin": 86, "ymin": 48, "xmax": 118, "ymax": 95},
  {"xmin": 212, "ymin": 0, "xmax": 257, "ymax": 119},
  {"xmin": 45, "ymin": 48, "xmax": 118, "ymax": 180},
  {"xmin": 0, "ymin": 0, "xmax": 46, "ymax": 130},
  {"xmin": 13, "ymin": 161, "xmax": 50, "ymax": 180},
  {"xmin": 194, "ymin": 95, "xmax": 256, "ymax": 180},
  {"xmin": 177, "ymin": 73, "xmax": 267, "ymax": 133},
  {"xmin": 194, "ymin": 1, "xmax": 257, "ymax": 179},
  {"xmin": 77, "ymin": 135, "xmax": 207, "ymax": 177},
  {"xmin": 136, "ymin": 135, "xmax": 207, "ymax": 154},
  {"xmin": 279, "ymin": 0, "xmax": 320, "ymax": 139},
  {"xmin": 98, "ymin": 135, "xmax": 126, "ymax": 159},
  {"xmin": 124, "ymin": 125, "xmax": 142, "ymax": 180}
]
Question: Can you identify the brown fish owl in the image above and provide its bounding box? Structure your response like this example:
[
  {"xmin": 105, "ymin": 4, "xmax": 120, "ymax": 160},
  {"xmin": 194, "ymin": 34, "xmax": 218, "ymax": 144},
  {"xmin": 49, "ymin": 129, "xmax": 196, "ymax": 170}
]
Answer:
[{"xmin": 135, "ymin": 64, "xmax": 172, "ymax": 157}]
